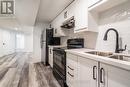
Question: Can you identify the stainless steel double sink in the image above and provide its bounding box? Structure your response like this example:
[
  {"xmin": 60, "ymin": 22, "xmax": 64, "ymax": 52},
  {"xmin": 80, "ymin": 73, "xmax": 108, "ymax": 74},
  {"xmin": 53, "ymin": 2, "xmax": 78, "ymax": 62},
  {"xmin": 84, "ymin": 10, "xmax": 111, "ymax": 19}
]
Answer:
[{"xmin": 85, "ymin": 51, "xmax": 130, "ymax": 62}]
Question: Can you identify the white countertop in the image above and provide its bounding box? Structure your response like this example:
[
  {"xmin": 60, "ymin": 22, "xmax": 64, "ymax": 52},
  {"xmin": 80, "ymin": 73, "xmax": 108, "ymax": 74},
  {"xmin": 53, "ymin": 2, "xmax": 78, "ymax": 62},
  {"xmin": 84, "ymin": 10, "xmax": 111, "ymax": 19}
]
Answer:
[{"xmin": 65, "ymin": 48, "xmax": 130, "ymax": 71}]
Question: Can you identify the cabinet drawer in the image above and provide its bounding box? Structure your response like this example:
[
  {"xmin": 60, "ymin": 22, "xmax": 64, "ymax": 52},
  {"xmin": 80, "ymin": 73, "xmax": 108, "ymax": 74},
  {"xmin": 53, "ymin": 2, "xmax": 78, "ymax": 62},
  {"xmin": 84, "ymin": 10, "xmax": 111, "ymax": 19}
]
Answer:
[
  {"xmin": 67, "ymin": 53, "xmax": 78, "ymax": 61},
  {"xmin": 67, "ymin": 71, "xmax": 76, "ymax": 87},
  {"xmin": 67, "ymin": 53, "xmax": 78, "ymax": 87},
  {"xmin": 67, "ymin": 64, "xmax": 75, "ymax": 77},
  {"xmin": 67, "ymin": 75, "xmax": 74, "ymax": 87},
  {"xmin": 67, "ymin": 53, "xmax": 78, "ymax": 75}
]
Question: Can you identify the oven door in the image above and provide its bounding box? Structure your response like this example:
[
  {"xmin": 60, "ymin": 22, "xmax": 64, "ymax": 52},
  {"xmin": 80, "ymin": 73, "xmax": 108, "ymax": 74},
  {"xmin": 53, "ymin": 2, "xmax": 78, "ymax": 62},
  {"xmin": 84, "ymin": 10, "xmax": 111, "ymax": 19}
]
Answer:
[{"xmin": 53, "ymin": 49, "xmax": 66, "ymax": 76}]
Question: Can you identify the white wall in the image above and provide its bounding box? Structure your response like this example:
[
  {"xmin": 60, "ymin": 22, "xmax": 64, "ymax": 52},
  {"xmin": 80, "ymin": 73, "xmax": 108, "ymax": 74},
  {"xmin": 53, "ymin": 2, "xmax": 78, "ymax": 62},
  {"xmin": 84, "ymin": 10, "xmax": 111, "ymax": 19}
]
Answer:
[
  {"xmin": 96, "ymin": 1, "xmax": 130, "ymax": 52},
  {"xmin": 0, "ymin": 28, "xmax": 16, "ymax": 57},
  {"xmin": 33, "ymin": 22, "xmax": 49, "ymax": 63}
]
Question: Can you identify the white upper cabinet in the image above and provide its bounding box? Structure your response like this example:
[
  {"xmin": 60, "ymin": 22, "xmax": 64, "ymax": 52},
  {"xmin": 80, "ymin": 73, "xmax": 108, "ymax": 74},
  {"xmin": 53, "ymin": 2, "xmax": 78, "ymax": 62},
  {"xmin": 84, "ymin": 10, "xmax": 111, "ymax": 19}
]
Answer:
[
  {"xmin": 88, "ymin": 0, "xmax": 104, "ymax": 8},
  {"xmin": 88, "ymin": 0, "xmax": 128, "ymax": 12},
  {"xmin": 51, "ymin": 0, "xmax": 100, "ymax": 34},
  {"xmin": 74, "ymin": 0, "xmax": 88, "ymax": 33},
  {"xmin": 63, "ymin": 2, "xmax": 75, "ymax": 20},
  {"xmin": 51, "ymin": 13, "xmax": 66, "ymax": 37}
]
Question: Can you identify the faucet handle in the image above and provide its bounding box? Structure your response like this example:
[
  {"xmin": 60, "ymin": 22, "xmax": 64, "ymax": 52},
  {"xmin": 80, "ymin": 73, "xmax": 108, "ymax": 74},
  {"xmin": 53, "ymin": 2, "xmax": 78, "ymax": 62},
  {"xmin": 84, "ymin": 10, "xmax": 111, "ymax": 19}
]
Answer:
[
  {"xmin": 124, "ymin": 45, "xmax": 127, "ymax": 50},
  {"xmin": 119, "ymin": 45, "xmax": 127, "ymax": 52}
]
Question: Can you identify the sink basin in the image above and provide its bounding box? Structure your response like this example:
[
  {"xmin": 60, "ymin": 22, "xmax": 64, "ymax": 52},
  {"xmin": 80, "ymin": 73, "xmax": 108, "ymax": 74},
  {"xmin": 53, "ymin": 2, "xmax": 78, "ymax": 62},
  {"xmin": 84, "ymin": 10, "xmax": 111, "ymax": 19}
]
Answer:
[
  {"xmin": 86, "ymin": 51, "xmax": 113, "ymax": 57},
  {"xmin": 85, "ymin": 51, "xmax": 130, "ymax": 62},
  {"xmin": 109, "ymin": 55, "xmax": 130, "ymax": 62}
]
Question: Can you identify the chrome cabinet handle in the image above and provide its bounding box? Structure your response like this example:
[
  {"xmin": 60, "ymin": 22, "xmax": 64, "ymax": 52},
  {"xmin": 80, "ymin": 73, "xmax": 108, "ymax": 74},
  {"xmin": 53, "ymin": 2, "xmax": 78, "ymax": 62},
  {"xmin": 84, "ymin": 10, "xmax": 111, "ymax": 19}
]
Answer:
[
  {"xmin": 100, "ymin": 68, "xmax": 105, "ymax": 84},
  {"xmin": 93, "ymin": 66, "xmax": 97, "ymax": 80},
  {"xmin": 67, "ymin": 72, "xmax": 74, "ymax": 77},
  {"xmin": 67, "ymin": 66, "xmax": 74, "ymax": 71}
]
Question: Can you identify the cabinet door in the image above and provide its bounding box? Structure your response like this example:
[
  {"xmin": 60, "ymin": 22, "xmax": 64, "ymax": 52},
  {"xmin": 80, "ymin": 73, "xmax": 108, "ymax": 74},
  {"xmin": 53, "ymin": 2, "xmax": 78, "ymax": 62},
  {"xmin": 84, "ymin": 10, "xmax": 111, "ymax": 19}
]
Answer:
[
  {"xmin": 49, "ymin": 48, "xmax": 51, "ymax": 65},
  {"xmin": 63, "ymin": 1, "xmax": 75, "ymax": 20},
  {"xmin": 2, "ymin": 30, "xmax": 10, "ymax": 55},
  {"xmin": 50, "ymin": 48, "xmax": 53, "ymax": 67},
  {"xmin": 49, "ymin": 48, "xmax": 53, "ymax": 67},
  {"xmin": 52, "ymin": 12, "xmax": 66, "ymax": 37},
  {"xmin": 74, "ymin": 0, "xmax": 88, "ymax": 33},
  {"xmin": 66, "ymin": 53, "xmax": 78, "ymax": 87},
  {"xmin": 78, "ymin": 56, "xmax": 98, "ymax": 87},
  {"xmin": 100, "ymin": 63, "xmax": 130, "ymax": 87}
]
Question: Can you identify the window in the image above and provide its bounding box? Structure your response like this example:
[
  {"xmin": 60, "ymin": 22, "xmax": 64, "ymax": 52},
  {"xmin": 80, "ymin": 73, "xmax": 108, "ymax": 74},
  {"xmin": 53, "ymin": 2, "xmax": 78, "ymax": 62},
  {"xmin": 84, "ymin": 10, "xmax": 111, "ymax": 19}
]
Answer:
[{"xmin": 16, "ymin": 34, "xmax": 25, "ymax": 49}]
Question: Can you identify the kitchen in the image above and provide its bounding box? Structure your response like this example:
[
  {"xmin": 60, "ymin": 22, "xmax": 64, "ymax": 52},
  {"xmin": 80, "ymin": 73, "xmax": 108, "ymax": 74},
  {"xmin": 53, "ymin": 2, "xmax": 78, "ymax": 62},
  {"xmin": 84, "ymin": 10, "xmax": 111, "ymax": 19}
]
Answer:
[{"xmin": 0, "ymin": 0, "xmax": 130, "ymax": 87}]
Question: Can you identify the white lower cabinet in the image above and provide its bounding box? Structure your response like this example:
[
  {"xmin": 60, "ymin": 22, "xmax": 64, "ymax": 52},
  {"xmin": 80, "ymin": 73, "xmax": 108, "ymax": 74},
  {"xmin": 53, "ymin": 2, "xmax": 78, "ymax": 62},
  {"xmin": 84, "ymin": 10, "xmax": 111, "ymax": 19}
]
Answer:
[
  {"xmin": 100, "ymin": 63, "xmax": 130, "ymax": 87},
  {"xmin": 66, "ymin": 53, "xmax": 130, "ymax": 87},
  {"xmin": 78, "ymin": 56, "xmax": 98, "ymax": 87},
  {"xmin": 67, "ymin": 53, "xmax": 98, "ymax": 87},
  {"xmin": 66, "ymin": 53, "xmax": 78, "ymax": 87},
  {"xmin": 49, "ymin": 47, "xmax": 53, "ymax": 68}
]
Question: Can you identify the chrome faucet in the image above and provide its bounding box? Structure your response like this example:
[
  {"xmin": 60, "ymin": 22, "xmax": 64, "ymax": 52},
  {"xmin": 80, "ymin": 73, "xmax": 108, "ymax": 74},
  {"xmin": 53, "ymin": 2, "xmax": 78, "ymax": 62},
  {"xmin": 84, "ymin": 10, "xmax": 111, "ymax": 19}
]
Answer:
[{"xmin": 103, "ymin": 28, "xmax": 127, "ymax": 53}]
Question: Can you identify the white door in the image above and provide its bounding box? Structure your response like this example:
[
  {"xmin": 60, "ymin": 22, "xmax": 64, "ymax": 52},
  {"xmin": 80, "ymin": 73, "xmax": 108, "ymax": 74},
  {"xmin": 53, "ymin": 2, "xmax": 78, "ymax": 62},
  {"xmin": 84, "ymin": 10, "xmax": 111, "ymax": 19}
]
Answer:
[
  {"xmin": 0, "ymin": 29, "xmax": 3, "ymax": 57},
  {"xmin": 2, "ymin": 30, "xmax": 10, "ymax": 55},
  {"xmin": 78, "ymin": 56, "xmax": 98, "ymax": 87},
  {"xmin": 100, "ymin": 63, "xmax": 130, "ymax": 87}
]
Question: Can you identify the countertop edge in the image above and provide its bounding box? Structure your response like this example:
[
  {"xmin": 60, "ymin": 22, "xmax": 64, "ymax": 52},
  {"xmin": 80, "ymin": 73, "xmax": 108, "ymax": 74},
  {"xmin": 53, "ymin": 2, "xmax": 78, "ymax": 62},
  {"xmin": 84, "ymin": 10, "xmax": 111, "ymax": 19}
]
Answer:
[{"xmin": 65, "ymin": 49, "xmax": 130, "ymax": 71}]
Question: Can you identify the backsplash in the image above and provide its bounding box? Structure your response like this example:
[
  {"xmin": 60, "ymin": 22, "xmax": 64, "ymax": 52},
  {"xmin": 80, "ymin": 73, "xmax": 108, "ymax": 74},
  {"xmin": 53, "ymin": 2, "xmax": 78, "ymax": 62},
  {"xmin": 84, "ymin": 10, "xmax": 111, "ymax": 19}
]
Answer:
[
  {"xmin": 61, "ymin": 29, "xmax": 98, "ymax": 49},
  {"xmin": 96, "ymin": 1, "xmax": 130, "ymax": 52}
]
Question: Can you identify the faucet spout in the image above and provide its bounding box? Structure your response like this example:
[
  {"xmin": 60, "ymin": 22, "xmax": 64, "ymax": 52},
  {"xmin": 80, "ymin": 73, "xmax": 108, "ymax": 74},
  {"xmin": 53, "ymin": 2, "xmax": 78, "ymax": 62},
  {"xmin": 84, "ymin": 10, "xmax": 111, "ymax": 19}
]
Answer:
[{"xmin": 103, "ymin": 28, "xmax": 119, "ymax": 53}]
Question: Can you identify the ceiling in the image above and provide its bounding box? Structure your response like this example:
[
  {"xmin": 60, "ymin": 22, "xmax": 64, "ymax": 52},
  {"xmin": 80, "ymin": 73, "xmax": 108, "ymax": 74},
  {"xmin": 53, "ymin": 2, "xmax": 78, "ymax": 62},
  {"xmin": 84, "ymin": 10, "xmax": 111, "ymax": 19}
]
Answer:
[
  {"xmin": 15, "ymin": 0, "xmax": 40, "ymax": 26},
  {"xmin": 36, "ymin": 0, "xmax": 74, "ymax": 23},
  {"xmin": 0, "ymin": 0, "xmax": 40, "ymax": 30},
  {"xmin": 0, "ymin": 0, "xmax": 73, "ymax": 32}
]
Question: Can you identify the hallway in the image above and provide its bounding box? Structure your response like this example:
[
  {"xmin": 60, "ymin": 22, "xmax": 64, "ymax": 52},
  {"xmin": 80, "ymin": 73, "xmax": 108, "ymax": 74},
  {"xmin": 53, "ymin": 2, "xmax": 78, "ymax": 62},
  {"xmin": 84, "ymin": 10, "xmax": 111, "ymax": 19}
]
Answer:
[{"xmin": 0, "ymin": 53, "xmax": 60, "ymax": 87}]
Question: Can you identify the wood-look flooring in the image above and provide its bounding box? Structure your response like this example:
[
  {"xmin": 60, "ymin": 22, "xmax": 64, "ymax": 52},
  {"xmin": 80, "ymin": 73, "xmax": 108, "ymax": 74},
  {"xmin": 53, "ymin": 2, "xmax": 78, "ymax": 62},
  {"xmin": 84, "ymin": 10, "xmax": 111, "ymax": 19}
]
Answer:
[{"xmin": 0, "ymin": 53, "xmax": 60, "ymax": 87}]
